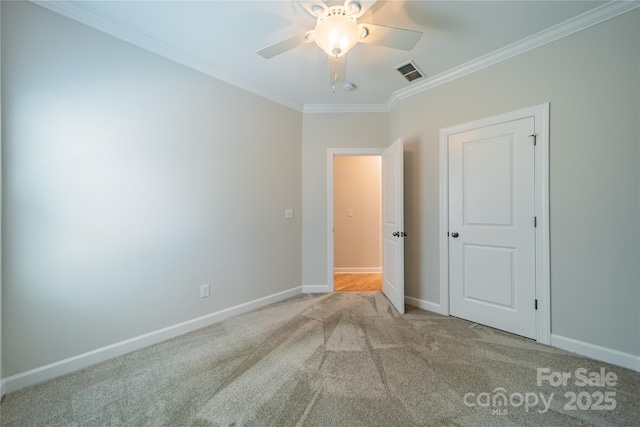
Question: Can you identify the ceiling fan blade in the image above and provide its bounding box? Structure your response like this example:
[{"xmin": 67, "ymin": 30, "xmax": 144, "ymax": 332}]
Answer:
[
  {"xmin": 359, "ymin": 23, "xmax": 422, "ymax": 51},
  {"xmin": 257, "ymin": 33, "xmax": 310, "ymax": 59},
  {"xmin": 329, "ymin": 55, "xmax": 346, "ymax": 85}
]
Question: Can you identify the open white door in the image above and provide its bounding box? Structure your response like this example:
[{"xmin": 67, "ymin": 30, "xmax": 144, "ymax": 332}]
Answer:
[{"xmin": 382, "ymin": 138, "xmax": 405, "ymax": 314}]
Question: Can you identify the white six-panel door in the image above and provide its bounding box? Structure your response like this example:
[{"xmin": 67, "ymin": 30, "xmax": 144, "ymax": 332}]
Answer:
[{"xmin": 448, "ymin": 117, "xmax": 536, "ymax": 338}]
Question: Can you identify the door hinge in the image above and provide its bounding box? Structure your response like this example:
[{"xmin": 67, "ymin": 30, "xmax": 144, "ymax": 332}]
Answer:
[
  {"xmin": 535, "ymin": 299, "xmax": 538, "ymax": 310},
  {"xmin": 534, "ymin": 216, "xmax": 537, "ymax": 228},
  {"xmin": 530, "ymin": 134, "xmax": 537, "ymax": 146}
]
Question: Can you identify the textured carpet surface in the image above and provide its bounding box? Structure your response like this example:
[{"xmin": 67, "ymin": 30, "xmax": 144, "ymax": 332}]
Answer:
[{"xmin": 1, "ymin": 292, "xmax": 639, "ymax": 426}]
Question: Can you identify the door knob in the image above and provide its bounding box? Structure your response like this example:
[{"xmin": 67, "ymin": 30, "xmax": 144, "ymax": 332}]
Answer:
[
  {"xmin": 392, "ymin": 231, "xmax": 400, "ymax": 237},
  {"xmin": 451, "ymin": 232, "xmax": 459, "ymax": 238}
]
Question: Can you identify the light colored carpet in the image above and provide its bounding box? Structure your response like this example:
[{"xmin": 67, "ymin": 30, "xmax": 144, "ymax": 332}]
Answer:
[{"xmin": 1, "ymin": 292, "xmax": 639, "ymax": 426}]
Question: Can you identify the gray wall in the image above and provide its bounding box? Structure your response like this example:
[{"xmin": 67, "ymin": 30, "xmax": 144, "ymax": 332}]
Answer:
[
  {"xmin": 2, "ymin": 2, "xmax": 302, "ymax": 377},
  {"xmin": 2, "ymin": 1, "xmax": 639, "ymax": 382},
  {"xmin": 302, "ymin": 113, "xmax": 389, "ymax": 287},
  {"xmin": 390, "ymin": 10, "xmax": 640, "ymax": 356}
]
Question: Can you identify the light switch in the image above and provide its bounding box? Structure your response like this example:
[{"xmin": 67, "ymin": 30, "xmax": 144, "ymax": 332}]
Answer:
[
  {"xmin": 285, "ymin": 209, "xmax": 294, "ymax": 219},
  {"xmin": 348, "ymin": 209, "xmax": 353, "ymax": 217}
]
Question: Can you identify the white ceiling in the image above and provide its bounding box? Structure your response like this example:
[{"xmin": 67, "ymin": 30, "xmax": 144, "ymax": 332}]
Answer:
[{"xmin": 37, "ymin": 1, "xmax": 631, "ymax": 111}]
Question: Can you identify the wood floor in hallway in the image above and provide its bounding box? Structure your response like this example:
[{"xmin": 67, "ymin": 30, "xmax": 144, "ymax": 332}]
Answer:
[{"xmin": 334, "ymin": 273, "xmax": 382, "ymax": 292}]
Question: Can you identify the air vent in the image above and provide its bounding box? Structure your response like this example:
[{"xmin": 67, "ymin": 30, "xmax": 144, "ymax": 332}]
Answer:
[{"xmin": 396, "ymin": 61, "xmax": 424, "ymax": 82}]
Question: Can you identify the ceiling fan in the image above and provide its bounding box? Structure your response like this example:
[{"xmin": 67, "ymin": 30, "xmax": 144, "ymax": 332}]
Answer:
[{"xmin": 257, "ymin": 0, "xmax": 422, "ymax": 88}]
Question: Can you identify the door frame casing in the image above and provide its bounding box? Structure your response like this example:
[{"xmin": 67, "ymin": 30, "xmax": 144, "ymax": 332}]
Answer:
[
  {"xmin": 438, "ymin": 103, "xmax": 551, "ymax": 344},
  {"xmin": 327, "ymin": 148, "xmax": 385, "ymax": 291}
]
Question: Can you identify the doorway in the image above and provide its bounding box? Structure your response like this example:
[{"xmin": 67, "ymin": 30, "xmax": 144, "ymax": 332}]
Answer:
[
  {"xmin": 327, "ymin": 141, "xmax": 406, "ymax": 313},
  {"xmin": 326, "ymin": 148, "xmax": 384, "ymax": 294},
  {"xmin": 332, "ymin": 155, "xmax": 382, "ymax": 292}
]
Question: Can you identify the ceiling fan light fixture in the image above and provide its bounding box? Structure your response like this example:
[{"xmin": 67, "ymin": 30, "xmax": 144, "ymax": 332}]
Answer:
[
  {"xmin": 313, "ymin": 6, "xmax": 360, "ymax": 57},
  {"xmin": 256, "ymin": 0, "xmax": 423, "ymax": 88}
]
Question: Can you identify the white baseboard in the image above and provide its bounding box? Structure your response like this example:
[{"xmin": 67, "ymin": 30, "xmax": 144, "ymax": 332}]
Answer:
[
  {"xmin": 333, "ymin": 267, "xmax": 382, "ymax": 274},
  {"xmin": 302, "ymin": 284, "xmax": 332, "ymax": 293},
  {"xmin": 2, "ymin": 286, "xmax": 303, "ymax": 394},
  {"xmin": 550, "ymin": 334, "xmax": 640, "ymax": 372},
  {"xmin": 402, "ymin": 299, "xmax": 640, "ymax": 373},
  {"xmin": 404, "ymin": 296, "xmax": 448, "ymax": 315}
]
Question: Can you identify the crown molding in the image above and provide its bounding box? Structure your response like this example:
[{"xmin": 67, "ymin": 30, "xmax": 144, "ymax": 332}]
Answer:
[
  {"xmin": 303, "ymin": 103, "xmax": 389, "ymax": 114},
  {"xmin": 31, "ymin": 1, "xmax": 304, "ymax": 112},
  {"xmin": 309, "ymin": 0, "xmax": 638, "ymax": 114},
  {"xmin": 387, "ymin": 0, "xmax": 639, "ymax": 108},
  {"xmin": 32, "ymin": 0, "xmax": 638, "ymax": 115}
]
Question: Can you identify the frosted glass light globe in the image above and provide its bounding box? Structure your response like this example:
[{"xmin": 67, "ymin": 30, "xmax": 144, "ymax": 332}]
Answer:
[{"xmin": 313, "ymin": 8, "xmax": 359, "ymax": 57}]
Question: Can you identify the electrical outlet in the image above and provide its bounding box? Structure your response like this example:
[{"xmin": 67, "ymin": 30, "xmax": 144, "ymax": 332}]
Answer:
[
  {"xmin": 285, "ymin": 209, "xmax": 294, "ymax": 219},
  {"xmin": 200, "ymin": 284, "xmax": 210, "ymax": 298}
]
